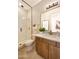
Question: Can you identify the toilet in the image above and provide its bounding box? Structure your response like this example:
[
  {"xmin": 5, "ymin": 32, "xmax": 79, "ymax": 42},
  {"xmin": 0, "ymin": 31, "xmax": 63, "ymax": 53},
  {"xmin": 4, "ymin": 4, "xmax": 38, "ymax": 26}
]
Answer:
[{"xmin": 25, "ymin": 39, "xmax": 35, "ymax": 52}]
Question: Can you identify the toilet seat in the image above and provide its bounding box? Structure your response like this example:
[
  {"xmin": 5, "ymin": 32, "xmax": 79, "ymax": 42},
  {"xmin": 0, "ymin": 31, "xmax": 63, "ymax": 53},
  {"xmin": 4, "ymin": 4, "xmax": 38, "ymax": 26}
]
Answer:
[{"xmin": 26, "ymin": 39, "xmax": 35, "ymax": 46}]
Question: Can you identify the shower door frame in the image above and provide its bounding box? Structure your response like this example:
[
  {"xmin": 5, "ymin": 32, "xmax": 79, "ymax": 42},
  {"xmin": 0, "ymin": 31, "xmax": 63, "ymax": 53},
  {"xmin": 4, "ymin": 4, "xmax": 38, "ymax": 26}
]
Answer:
[{"xmin": 22, "ymin": 0, "xmax": 33, "ymax": 39}]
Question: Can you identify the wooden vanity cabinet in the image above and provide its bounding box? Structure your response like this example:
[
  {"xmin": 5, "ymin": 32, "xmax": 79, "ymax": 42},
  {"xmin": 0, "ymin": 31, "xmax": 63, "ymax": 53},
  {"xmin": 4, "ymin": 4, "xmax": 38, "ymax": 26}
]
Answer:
[
  {"xmin": 35, "ymin": 37, "xmax": 49, "ymax": 59},
  {"xmin": 35, "ymin": 37, "xmax": 60, "ymax": 59}
]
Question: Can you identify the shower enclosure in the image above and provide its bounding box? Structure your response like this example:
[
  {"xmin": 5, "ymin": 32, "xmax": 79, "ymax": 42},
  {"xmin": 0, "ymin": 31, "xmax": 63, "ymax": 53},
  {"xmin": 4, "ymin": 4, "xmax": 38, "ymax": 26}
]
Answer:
[{"xmin": 18, "ymin": 0, "xmax": 32, "ymax": 47}]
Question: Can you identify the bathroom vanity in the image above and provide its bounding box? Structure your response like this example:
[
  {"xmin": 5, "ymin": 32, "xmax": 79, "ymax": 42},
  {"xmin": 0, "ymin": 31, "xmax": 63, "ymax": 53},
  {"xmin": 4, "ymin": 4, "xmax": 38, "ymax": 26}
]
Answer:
[{"xmin": 33, "ymin": 33, "xmax": 60, "ymax": 59}]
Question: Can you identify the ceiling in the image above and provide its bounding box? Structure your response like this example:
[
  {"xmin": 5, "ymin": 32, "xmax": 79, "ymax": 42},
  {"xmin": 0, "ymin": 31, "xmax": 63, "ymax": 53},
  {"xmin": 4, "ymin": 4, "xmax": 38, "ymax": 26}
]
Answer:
[
  {"xmin": 18, "ymin": 0, "xmax": 59, "ymax": 10},
  {"xmin": 21, "ymin": 0, "xmax": 59, "ymax": 7},
  {"xmin": 23, "ymin": 0, "xmax": 42, "ymax": 7},
  {"xmin": 18, "ymin": 0, "xmax": 42, "ymax": 11},
  {"xmin": 18, "ymin": 0, "xmax": 31, "ymax": 11}
]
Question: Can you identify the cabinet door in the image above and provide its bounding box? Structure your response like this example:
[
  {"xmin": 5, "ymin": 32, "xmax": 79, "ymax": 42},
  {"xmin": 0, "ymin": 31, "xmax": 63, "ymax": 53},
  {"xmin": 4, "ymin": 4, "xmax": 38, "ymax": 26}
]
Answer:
[
  {"xmin": 54, "ymin": 47, "xmax": 60, "ymax": 59},
  {"xmin": 35, "ymin": 37, "xmax": 49, "ymax": 59},
  {"xmin": 35, "ymin": 37, "xmax": 42, "ymax": 56},
  {"xmin": 49, "ymin": 41, "xmax": 56, "ymax": 59},
  {"xmin": 49, "ymin": 41, "xmax": 60, "ymax": 59},
  {"xmin": 55, "ymin": 42, "xmax": 60, "ymax": 59}
]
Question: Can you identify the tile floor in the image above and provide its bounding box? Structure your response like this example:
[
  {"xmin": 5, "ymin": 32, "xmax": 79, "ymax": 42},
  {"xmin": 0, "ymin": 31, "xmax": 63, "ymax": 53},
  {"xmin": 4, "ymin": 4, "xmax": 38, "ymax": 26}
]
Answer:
[{"xmin": 18, "ymin": 46, "xmax": 44, "ymax": 59}]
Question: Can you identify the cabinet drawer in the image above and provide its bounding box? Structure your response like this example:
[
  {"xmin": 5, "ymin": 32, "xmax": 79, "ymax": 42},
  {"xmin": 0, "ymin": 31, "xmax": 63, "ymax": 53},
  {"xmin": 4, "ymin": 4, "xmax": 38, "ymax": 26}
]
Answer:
[{"xmin": 48, "ymin": 40, "xmax": 56, "ymax": 47}]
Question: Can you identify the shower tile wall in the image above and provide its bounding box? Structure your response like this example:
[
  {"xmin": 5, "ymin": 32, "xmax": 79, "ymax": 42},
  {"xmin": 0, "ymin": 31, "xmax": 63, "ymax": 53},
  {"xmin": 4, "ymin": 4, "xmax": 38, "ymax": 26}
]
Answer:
[{"xmin": 18, "ymin": 6, "xmax": 31, "ymax": 45}]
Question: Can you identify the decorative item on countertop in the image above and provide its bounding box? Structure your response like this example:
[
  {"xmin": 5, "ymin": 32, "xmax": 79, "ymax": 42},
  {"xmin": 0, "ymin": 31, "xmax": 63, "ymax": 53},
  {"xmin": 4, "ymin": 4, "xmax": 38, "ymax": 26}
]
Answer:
[
  {"xmin": 39, "ymin": 27, "xmax": 46, "ymax": 33},
  {"xmin": 48, "ymin": 30, "xmax": 53, "ymax": 35}
]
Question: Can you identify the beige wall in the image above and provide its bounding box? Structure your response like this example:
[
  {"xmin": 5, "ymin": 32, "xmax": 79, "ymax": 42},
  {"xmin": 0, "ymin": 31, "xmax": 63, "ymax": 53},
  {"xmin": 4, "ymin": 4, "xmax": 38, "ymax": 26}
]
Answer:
[
  {"xmin": 18, "ymin": 0, "xmax": 60, "ymax": 44},
  {"xmin": 32, "ymin": 0, "xmax": 59, "ymax": 33}
]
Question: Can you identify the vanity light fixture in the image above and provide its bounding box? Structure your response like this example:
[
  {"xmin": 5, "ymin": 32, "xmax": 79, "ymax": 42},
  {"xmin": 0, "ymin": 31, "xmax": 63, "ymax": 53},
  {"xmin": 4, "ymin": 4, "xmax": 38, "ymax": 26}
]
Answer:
[{"xmin": 46, "ymin": 1, "xmax": 59, "ymax": 9}]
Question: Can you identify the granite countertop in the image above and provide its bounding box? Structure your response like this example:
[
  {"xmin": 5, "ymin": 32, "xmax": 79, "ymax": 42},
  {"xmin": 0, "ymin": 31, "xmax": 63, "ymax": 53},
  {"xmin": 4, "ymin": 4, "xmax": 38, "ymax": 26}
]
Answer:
[{"xmin": 32, "ymin": 33, "xmax": 60, "ymax": 42}]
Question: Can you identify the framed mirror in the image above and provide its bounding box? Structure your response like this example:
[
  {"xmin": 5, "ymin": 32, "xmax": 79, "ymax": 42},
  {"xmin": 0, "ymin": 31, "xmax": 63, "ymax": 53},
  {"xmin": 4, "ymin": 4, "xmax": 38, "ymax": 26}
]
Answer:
[{"xmin": 41, "ymin": 7, "xmax": 60, "ymax": 32}]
